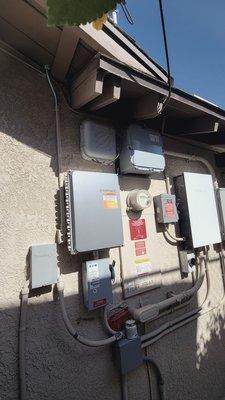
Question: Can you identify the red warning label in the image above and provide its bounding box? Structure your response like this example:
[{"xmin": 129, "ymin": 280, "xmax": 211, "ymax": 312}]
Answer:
[
  {"xmin": 135, "ymin": 241, "xmax": 146, "ymax": 256},
  {"xmin": 129, "ymin": 219, "xmax": 147, "ymax": 241},
  {"xmin": 165, "ymin": 202, "xmax": 175, "ymax": 218},
  {"xmin": 93, "ymin": 298, "xmax": 107, "ymax": 308}
]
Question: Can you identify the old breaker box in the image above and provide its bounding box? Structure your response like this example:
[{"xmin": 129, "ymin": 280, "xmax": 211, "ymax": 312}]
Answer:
[
  {"xmin": 154, "ymin": 194, "xmax": 179, "ymax": 224},
  {"xmin": 82, "ymin": 258, "xmax": 113, "ymax": 310},
  {"xmin": 65, "ymin": 171, "xmax": 124, "ymax": 254}
]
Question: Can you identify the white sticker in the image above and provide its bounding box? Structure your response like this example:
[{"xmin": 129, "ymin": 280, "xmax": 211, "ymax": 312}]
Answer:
[
  {"xmin": 136, "ymin": 264, "xmax": 152, "ymax": 276},
  {"xmin": 88, "ymin": 263, "xmax": 99, "ymax": 281},
  {"xmin": 127, "ymin": 281, "xmax": 136, "ymax": 293}
]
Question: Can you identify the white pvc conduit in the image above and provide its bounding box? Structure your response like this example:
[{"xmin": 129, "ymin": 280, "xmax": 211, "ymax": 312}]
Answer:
[{"xmin": 57, "ymin": 277, "xmax": 123, "ymax": 346}]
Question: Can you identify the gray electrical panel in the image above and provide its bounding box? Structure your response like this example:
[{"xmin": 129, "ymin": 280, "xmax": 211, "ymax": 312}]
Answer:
[
  {"xmin": 82, "ymin": 258, "xmax": 113, "ymax": 310},
  {"xmin": 154, "ymin": 194, "xmax": 179, "ymax": 224},
  {"xmin": 174, "ymin": 172, "xmax": 221, "ymax": 248},
  {"xmin": 217, "ymin": 188, "xmax": 225, "ymax": 239},
  {"xmin": 119, "ymin": 125, "xmax": 165, "ymax": 175},
  {"xmin": 65, "ymin": 171, "xmax": 124, "ymax": 254},
  {"xmin": 30, "ymin": 244, "xmax": 58, "ymax": 289}
]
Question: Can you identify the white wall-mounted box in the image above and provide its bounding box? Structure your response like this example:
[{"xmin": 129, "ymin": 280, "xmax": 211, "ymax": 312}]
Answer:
[{"xmin": 174, "ymin": 172, "xmax": 221, "ymax": 248}]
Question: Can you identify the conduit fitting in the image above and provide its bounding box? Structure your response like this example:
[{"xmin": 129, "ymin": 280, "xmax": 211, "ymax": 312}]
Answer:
[
  {"xmin": 165, "ymin": 224, "xmax": 185, "ymax": 242},
  {"xmin": 164, "ymin": 150, "xmax": 218, "ymax": 190},
  {"xmin": 130, "ymin": 257, "xmax": 205, "ymax": 323}
]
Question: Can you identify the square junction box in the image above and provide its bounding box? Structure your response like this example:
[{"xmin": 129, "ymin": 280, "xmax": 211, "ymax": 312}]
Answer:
[{"xmin": 30, "ymin": 244, "xmax": 58, "ymax": 289}]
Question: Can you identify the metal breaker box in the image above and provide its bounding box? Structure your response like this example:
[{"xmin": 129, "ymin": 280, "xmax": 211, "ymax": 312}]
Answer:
[
  {"xmin": 154, "ymin": 194, "xmax": 179, "ymax": 224},
  {"xmin": 174, "ymin": 172, "xmax": 221, "ymax": 248},
  {"xmin": 65, "ymin": 171, "xmax": 124, "ymax": 254},
  {"xmin": 82, "ymin": 258, "xmax": 113, "ymax": 310}
]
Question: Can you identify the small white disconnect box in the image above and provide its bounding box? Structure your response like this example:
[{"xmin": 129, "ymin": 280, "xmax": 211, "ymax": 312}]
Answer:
[{"xmin": 30, "ymin": 244, "xmax": 58, "ymax": 289}]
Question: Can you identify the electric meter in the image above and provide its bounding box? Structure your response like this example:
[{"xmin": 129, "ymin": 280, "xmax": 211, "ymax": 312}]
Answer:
[{"xmin": 126, "ymin": 190, "xmax": 152, "ymax": 212}]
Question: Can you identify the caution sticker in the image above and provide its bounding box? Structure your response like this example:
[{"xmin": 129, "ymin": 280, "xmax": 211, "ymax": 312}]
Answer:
[
  {"xmin": 103, "ymin": 191, "xmax": 118, "ymax": 209},
  {"xmin": 165, "ymin": 201, "xmax": 175, "ymax": 218},
  {"xmin": 135, "ymin": 241, "xmax": 147, "ymax": 256},
  {"xmin": 129, "ymin": 219, "xmax": 147, "ymax": 241}
]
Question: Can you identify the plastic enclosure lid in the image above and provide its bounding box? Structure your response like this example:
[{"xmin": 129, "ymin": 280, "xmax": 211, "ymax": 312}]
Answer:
[
  {"xmin": 80, "ymin": 119, "xmax": 117, "ymax": 164},
  {"xmin": 130, "ymin": 126, "xmax": 165, "ymax": 171},
  {"xmin": 119, "ymin": 124, "xmax": 165, "ymax": 175}
]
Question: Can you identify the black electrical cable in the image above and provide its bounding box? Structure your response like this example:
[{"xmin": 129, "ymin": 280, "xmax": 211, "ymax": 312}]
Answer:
[
  {"xmin": 143, "ymin": 357, "xmax": 165, "ymax": 400},
  {"xmin": 158, "ymin": 0, "xmax": 172, "ymax": 112},
  {"xmin": 120, "ymin": 1, "xmax": 134, "ymax": 25}
]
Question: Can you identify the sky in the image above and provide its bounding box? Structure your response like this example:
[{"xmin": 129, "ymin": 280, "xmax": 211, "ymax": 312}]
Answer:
[{"xmin": 118, "ymin": 0, "xmax": 225, "ymax": 109}]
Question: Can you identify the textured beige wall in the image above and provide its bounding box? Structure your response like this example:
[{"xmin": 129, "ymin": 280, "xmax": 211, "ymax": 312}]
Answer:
[{"xmin": 1, "ymin": 50, "xmax": 225, "ymax": 400}]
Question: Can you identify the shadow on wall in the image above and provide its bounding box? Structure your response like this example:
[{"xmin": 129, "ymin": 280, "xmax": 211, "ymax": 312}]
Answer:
[{"xmin": 1, "ymin": 266, "xmax": 225, "ymax": 400}]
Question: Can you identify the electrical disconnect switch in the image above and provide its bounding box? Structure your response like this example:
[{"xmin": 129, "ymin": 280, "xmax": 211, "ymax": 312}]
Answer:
[
  {"xmin": 154, "ymin": 194, "xmax": 179, "ymax": 224},
  {"xmin": 82, "ymin": 258, "xmax": 113, "ymax": 311}
]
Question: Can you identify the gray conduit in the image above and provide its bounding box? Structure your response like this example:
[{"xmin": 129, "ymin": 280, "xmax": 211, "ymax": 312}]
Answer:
[
  {"xmin": 57, "ymin": 278, "xmax": 123, "ymax": 347},
  {"xmin": 45, "ymin": 66, "xmax": 65, "ymax": 244},
  {"xmin": 131, "ymin": 256, "xmax": 205, "ymax": 323},
  {"xmin": 121, "ymin": 374, "xmax": 128, "ymax": 400},
  {"xmin": 164, "ymin": 150, "xmax": 218, "ymax": 189},
  {"xmin": 141, "ymin": 252, "xmax": 225, "ymax": 348},
  {"xmin": 19, "ymin": 286, "xmax": 29, "ymax": 400}
]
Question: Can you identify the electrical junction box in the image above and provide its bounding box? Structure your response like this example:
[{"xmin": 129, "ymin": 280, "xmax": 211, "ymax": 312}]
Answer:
[
  {"xmin": 65, "ymin": 171, "xmax": 124, "ymax": 254},
  {"xmin": 82, "ymin": 258, "xmax": 113, "ymax": 310},
  {"xmin": 217, "ymin": 188, "xmax": 225, "ymax": 239},
  {"xmin": 154, "ymin": 194, "xmax": 179, "ymax": 224},
  {"xmin": 119, "ymin": 125, "xmax": 165, "ymax": 175},
  {"xmin": 113, "ymin": 336, "xmax": 143, "ymax": 374},
  {"xmin": 80, "ymin": 120, "xmax": 117, "ymax": 164},
  {"xmin": 30, "ymin": 244, "xmax": 58, "ymax": 289},
  {"xmin": 174, "ymin": 172, "xmax": 221, "ymax": 249}
]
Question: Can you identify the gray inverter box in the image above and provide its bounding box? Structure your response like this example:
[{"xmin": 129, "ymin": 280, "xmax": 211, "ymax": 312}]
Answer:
[
  {"xmin": 119, "ymin": 125, "xmax": 165, "ymax": 175},
  {"xmin": 65, "ymin": 171, "xmax": 124, "ymax": 254},
  {"xmin": 174, "ymin": 172, "xmax": 221, "ymax": 249}
]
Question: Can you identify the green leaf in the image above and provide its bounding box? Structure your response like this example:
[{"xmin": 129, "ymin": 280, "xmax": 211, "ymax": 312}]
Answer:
[{"xmin": 47, "ymin": 0, "xmax": 119, "ymax": 26}]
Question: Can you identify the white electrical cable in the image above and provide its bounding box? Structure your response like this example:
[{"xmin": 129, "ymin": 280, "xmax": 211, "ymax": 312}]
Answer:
[
  {"xmin": 45, "ymin": 66, "xmax": 65, "ymax": 244},
  {"xmin": 19, "ymin": 285, "xmax": 29, "ymax": 400},
  {"xmin": 57, "ymin": 277, "xmax": 123, "ymax": 347},
  {"xmin": 164, "ymin": 224, "xmax": 185, "ymax": 242}
]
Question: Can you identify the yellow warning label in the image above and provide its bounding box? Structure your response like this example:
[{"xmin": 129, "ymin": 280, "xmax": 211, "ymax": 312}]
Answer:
[
  {"xmin": 103, "ymin": 191, "xmax": 118, "ymax": 209},
  {"xmin": 135, "ymin": 257, "xmax": 150, "ymax": 264}
]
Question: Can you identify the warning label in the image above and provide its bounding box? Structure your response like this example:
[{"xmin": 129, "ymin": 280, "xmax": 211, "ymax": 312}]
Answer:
[
  {"xmin": 135, "ymin": 241, "xmax": 146, "ymax": 256},
  {"xmin": 129, "ymin": 219, "xmax": 147, "ymax": 241},
  {"xmin": 93, "ymin": 298, "xmax": 107, "ymax": 308},
  {"xmin": 103, "ymin": 191, "xmax": 118, "ymax": 209},
  {"xmin": 165, "ymin": 201, "xmax": 175, "ymax": 218}
]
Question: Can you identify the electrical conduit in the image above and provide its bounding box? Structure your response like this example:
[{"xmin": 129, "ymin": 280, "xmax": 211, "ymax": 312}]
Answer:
[{"xmin": 57, "ymin": 277, "xmax": 123, "ymax": 347}]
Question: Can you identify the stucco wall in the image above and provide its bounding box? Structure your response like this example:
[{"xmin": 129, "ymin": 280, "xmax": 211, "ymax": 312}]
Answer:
[{"xmin": 1, "ymin": 51, "xmax": 225, "ymax": 400}]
